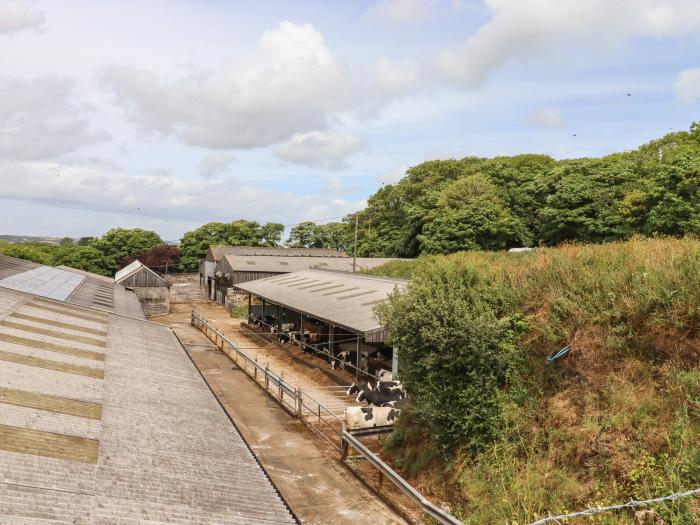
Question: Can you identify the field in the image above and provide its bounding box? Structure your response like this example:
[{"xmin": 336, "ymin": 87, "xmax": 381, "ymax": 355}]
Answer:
[{"xmin": 367, "ymin": 237, "xmax": 700, "ymax": 524}]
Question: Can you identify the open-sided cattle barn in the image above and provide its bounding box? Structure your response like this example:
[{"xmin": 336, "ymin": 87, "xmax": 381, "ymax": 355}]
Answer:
[
  {"xmin": 234, "ymin": 269, "xmax": 407, "ymax": 379},
  {"xmin": 114, "ymin": 260, "xmax": 171, "ymax": 316}
]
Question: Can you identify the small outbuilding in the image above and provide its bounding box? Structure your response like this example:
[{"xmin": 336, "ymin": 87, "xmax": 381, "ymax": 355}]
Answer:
[{"xmin": 115, "ymin": 260, "xmax": 171, "ymax": 316}]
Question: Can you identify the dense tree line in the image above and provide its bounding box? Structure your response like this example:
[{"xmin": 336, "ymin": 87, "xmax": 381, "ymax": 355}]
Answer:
[
  {"xmin": 291, "ymin": 123, "xmax": 700, "ymax": 257},
  {"xmin": 178, "ymin": 220, "xmax": 284, "ymax": 271},
  {"xmin": 0, "ymin": 228, "xmax": 168, "ymax": 276}
]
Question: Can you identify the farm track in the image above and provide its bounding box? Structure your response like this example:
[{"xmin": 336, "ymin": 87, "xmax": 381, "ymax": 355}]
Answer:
[{"xmin": 153, "ymin": 299, "xmax": 415, "ymax": 525}]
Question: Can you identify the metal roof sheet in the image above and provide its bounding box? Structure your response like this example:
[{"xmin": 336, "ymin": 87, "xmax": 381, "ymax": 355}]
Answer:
[
  {"xmin": 0, "ymin": 287, "xmax": 296, "ymax": 524},
  {"xmin": 222, "ymin": 254, "xmax": 403, "ymax": 274},
  {"xmin": 208, "ymin": 245, "xmax": 347, "ymax": 262},
  {"xmin": 233, "ymin": 269, "xmax": 406, "ymax": 336}
]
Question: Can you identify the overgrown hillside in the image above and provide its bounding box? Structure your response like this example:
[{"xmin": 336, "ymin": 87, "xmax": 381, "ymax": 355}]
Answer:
[{"xmin": 369, "ymin": 237, "xmax": 700, "ymax": 524}]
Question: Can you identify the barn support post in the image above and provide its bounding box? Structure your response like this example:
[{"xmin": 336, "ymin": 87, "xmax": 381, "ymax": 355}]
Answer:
[
  {"xmin": 392, "ymin": 346, "xmax": 399, "ymax": 377},
  {"xmin": 328, "ymin": 324, "xmax": 334, "ymax": 363},
  {"xmin": 355, "ymin": 335, "xmax": 360, "ymax": 379},
  {"xmin": 247, "ymin": 293, "xmax": 251, "ymax": 322},
  {"xmin": 261, "ymin": 298, "xmax": 266, "ymax": 326},
  {"xmin": 277, "ymin": 304, "xmax": 282, "ymax": 335},
  {"xmin": 300, "ymin": 314, "xmax": 305, "ymax": 348}
]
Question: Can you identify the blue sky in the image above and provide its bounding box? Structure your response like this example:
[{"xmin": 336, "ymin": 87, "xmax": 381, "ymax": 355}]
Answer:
[{"xmin": 1, "ymin": 0, "xmax": 699, "ymax": 241}]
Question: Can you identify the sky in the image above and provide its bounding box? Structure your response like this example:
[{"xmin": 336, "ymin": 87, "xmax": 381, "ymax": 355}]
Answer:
[{"xmin": 1, "ymin": 0, "xmax": 700, "ymax": 241}]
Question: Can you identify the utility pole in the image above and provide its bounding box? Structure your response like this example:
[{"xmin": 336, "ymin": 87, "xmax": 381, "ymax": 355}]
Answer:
[{"xmin": 352, "ymin": 214, "xmax": 358, "ymax": 273}]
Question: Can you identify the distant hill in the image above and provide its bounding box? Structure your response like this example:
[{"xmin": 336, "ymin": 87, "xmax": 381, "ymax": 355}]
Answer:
[{"xmin": 0, "ymin": 235, "xmax": 71, "ymax": 244}]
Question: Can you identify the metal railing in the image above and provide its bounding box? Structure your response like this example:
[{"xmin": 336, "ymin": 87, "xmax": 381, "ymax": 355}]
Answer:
[
  {"xmin": 341, "ymin": 430, "xmax": 464, "ymax": 525},
  {"xmin": 191, "ymin": 310, "xmax": 466, "ymax": 525}
]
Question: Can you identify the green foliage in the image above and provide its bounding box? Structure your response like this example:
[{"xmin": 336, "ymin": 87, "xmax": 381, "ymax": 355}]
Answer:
[
  {"xmin": 376, "ymin": 237, "xmax": 700, "ymax": 524},
  {"xmin": 178, "ymin": 220, "xmax": 284, "ymax": 271},
  {"xmin": 377, "ymin": 256, "xmax": 526, "ymax": 455},
  {"xmin": 52, "ymin": 244, "xmax": 104, "ymax": 274},
  {"xmin": 90, "ymin": 228, "xmax": 163, "ymax": 275},
  {"xmin": 0, "ymin": 242, "xmax": 54, "ymax": 265},
  {"xmin": 287, "ymin": 221, "xmax": 349, "ymax": 250},
  {"xmin": 352, "ymin": 123, "xmax": 700, "ymax": 256}
]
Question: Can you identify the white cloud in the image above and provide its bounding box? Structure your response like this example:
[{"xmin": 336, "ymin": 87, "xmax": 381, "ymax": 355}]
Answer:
[
  {"xmin": 0, "ymin": 75, "xmax": 108, "ymax": 160},
  {"xmin": 673, "ymin": 67, "xmax": 700, "ymax": 103},
  {"xmin": 103, "ymin": 22, "xmax": 387, "ymax": 150},
  {"xmin": 376, "ymin": 58, "xmax": 423, "ymax": 97},
  {"xmin": 198, "ymin": 152, "xmax": 236, "ymax": 179},
  {"xmin": 527, "ymin": 107, "xmax": 563, "ymax": 127},
  {"xmin": 435, "ymin": 0, "xmax": 700, "ymax": 88},
  {"xmin": 0, "ymin": 0, "xmax": 45, "ymax": 34},
  {"xmin": 273, "ymin": 130, "xmax": 365, "ymax": 169},
  {"xmin": 0, "ymin": 160, "xmax": 362, "ymax": 224},
  {"xmin": 368, "ymin": 0, "xmax": 439, "ymax": 25}
]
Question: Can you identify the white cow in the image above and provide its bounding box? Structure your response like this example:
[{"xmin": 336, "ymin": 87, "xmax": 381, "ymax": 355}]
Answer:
[{"xmin": 343, "ymin": 406, "xmax": 401, "ymax": 430}]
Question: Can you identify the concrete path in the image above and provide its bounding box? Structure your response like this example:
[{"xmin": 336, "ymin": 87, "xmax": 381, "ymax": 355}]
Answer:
[{"xmin": 155, "ymin": 304, "xmax": 408, "ymax": 525}]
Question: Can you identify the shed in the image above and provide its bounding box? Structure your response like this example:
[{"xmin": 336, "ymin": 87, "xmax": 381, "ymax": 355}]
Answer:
[
  {"xmin": 234, "ymin": 269, "xmax": 407, "ymax": 378},
  {"xmin": 115, "ymin": 260, "xmax": 170, "ymax": 316}
]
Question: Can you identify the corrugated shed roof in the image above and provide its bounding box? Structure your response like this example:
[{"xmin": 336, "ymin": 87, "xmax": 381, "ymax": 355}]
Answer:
[
  {"xmin": 114, "ymin": 260, "xmax": 168, "ymax": 287},
  {"xmin": 233, "ymin": 269, "xmax": 406, "ymax": 336},
  {"xmin": 0, "ymin": 287, "xmax": 296, "ymax": 523},
  {"xmin": 222, "ymin": 254, "xmax": 402, "ymax": 274},
  {"xmin": 56, "ymin": 265, "xmax": 114, "ymax": 284},
  {"xmin": 0, "ymin": 255, "xmax": 142, "ymax": 318},
  {"xmin": 208, "ymin": 245, "xmax": 346, "ymax": 262}
]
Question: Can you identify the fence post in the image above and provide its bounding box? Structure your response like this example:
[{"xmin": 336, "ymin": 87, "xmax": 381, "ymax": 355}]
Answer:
[
  {"xmin": 254, "ymin": 354, "xmax": 258, "ymax": 381},
  {"xmin": 296, "ymin": 388, "xmax": 302, "ymax": 419},
  {"xmin": 265, "ymin": 364, "xmax": 269, "ymax": 390}
]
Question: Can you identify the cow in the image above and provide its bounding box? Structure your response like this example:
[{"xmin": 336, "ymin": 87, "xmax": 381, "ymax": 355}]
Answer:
[
  {"xmin": 332, "ymin": 350, "xmax": 358, "ymax": 370},
  {"xmin": 347, "ymin": 381, "xmax": 405, "ymax": 407},
  {"xmin": 376, "ymin": 370, "xmax": 394, "ymax": 382},
  {"xmin": 343, "ymin": 406, "xmax": 401, "ymax": 430}
]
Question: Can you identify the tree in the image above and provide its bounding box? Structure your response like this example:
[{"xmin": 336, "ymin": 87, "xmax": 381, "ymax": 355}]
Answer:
[
  {"xmin": 53, "ymin": 244, "xmax": 104, "ymax": 275},
  {"xmin": 418, "ymin": 175, "xmax": 531, "ymax": 254},
  {"xmin": 121, "ymin": 244, "xmax": 181, "ymax": 272},
  {"xmin": 179, "ymin": 220, "xmax": 284, "ymax": 271},
  {"xmin": 287, "ymin": 222, "xmax": 321, "ymax": 248},
  {"xmin": 90, "ymin": 228, "xmax": 163, "ymax": 275}
]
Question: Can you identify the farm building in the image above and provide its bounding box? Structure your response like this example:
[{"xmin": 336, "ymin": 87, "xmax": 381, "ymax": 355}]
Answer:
[
  {"xmin": 114, "ymin": 260, "xmax": 170, "ymax": 316},
  {"xmin": 234, "ymin": 269, "xmax": 407, "ymax": 379},
  {"xmin": 200, "ymin": 246, "xmax": 346, "ymax": 301},
  {"xmin": 0, "ymin": 254, "xmax": 297, "ymax": 524},
  {"xmin": 200, "ymin": 245, "xmax": 403, "ymax": 307}
]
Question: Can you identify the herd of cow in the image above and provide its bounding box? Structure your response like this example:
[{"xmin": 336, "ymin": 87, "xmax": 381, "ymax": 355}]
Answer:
[{"xmin": 343, "ymin": 371, "xmax": 407, "ymax": 430}]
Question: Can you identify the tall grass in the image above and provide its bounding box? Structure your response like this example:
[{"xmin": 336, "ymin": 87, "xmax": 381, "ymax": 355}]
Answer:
[{"xmin": 374, "ymin": 237, "xmax": 700, "ymax": 524}]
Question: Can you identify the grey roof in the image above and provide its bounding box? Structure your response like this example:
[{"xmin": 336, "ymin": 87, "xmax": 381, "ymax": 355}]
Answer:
[
  {"xmin": 207, "ymin": 245, "xmax": 346, "ymax": 262},
  {"xmin": 222, "ymin": 254, "xmax": 402, "ymax": 274},
  {"xmin": 56, "ymin": 265, "xmax": 114, "ymax": 283},
  {"xmin": 233, "ymin": 269, "xmax": 406, "ymax": 336},
  {"xmin": 0, "ymin": 286, "xmax": 296, "ymax": 524},
  {"xmin": 114, "ymin": 260, "xmax": 169, "ymax": 286},
  {"xmin": 0, "ymin": 255, "xmax": 143, "ymax": 318}
]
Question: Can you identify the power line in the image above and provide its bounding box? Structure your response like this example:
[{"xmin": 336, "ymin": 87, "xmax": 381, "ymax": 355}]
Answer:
[{"xmin": 526, "ymin": 488, "xmax": 700, "ymax": 525}]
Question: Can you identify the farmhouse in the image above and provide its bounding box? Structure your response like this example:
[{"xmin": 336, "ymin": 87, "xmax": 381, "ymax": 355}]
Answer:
[
  {"xmin": 234, "ymin": 269, "xmax": 406, "ymax": 378},
  {"xmin": 0, "ymin": 253, "xmax": 297, "ymax": 523},
  {"xmin": 114, "ymin": 260, "xmax": 171, "ymax": 316}
]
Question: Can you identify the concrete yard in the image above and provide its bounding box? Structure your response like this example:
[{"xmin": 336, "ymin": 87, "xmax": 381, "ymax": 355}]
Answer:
[{"xmin": 154, "ymin": 300, "xmax": 410, "ymax": 525}]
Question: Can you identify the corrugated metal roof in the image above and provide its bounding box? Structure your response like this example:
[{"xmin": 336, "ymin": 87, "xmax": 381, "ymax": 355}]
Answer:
[
  {"xmin": 0, "ymin": 286, "xmax": 296, "ymax": 524},
  {"xmin": 222, "ymin": 254, "xmax": 401, "ymax": 274},
  {"xmin": 56, "ymin": 265, "xmax": 114, "ymax": 284},
  {"xmin": 0, "ymin": 255, "xmax": 142, "ymax": 318},
  {"xmin": 208, "ymin": 245, "xmax": 347, "ymax": 262},
  {"xmin": 233, "ymin": 269, "xmax": 406, "ymax": 336}
]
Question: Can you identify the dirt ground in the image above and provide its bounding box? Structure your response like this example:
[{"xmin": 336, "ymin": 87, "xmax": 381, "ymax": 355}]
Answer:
[{"xmin": 153, "ymin": 299, "xmax": 415, "ymax": 525}]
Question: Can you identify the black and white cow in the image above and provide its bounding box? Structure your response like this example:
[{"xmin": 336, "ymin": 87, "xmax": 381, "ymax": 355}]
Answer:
[
  {"xmin": 331, "ymin": 350, "xmax": 357, "ymax": 370},
  {"xmin": 343, "ymin": 406, "xmax": 401, "ymax": 430},
  {"xmin": 347, "ymin": 381, "xmax": 405, "ymax": 407}
]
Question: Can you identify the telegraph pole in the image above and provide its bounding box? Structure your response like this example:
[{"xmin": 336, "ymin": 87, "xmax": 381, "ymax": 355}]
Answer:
[{"xmin": 352, "ymin": 214, "xmax": 358, "ymax": 273}]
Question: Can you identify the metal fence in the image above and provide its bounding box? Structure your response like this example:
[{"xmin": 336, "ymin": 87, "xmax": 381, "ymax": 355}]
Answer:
[{"xmin": 191, "ymin": 310, "xmax": 466, "ymax": 525}]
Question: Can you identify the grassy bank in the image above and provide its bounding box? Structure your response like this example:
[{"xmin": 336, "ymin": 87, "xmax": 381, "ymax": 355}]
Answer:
[{"xmin": 369, "ymin": 237, "xmax": 700, "ymax": 524}]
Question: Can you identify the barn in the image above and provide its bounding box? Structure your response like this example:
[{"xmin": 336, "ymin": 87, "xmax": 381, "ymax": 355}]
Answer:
[
  {"xmin": 114, "ymin": 260, "xmax": 171, "ymax": 316},
  {"xmin": 234, "ymin": 269, "xmax": 407, "ymax": 379},
  {"xmin": 200, "ymin": 245, "xmax": 402, "ymax": 307}
]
